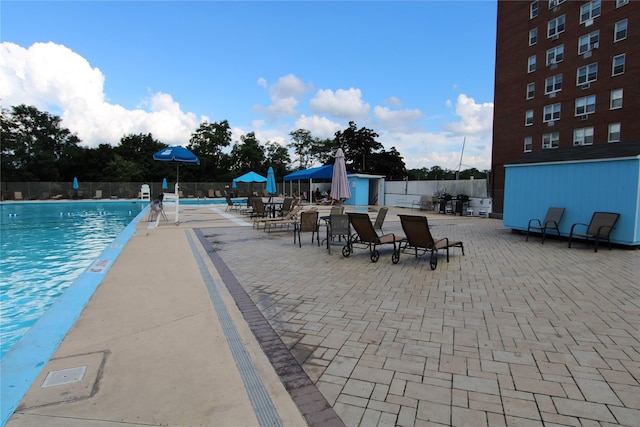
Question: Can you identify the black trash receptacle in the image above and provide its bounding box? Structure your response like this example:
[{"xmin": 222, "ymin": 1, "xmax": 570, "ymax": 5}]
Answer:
[{"xmin": 455, "ymin": 195, "xmax": 469, "ymax": 216}]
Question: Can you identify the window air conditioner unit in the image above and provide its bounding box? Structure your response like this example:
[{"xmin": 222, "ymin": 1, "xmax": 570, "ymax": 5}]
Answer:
[
  {"xmin": 580, "ymin": 83, "xmax": 590, "ymax": 90},
  {"xmin": 550, "ymin": 63, "xmax": 558, "ymax": 70},
  {"xmin": 580, "ymin": 115, "xmax": 588, "ymax": 121},
  {"xmin": 592, "ymin": 42, "xmax": 599, "ymax": 49},
  {"xmin": 547, "ymin": 121, "xmax": 555, "ymax": 127},
  {"xmin": 583, "ymin": 51, "xmax": 592, "ymax": 59},
  {"xmin": 549, "ymin": 92, "xmax": 556, "ymax": 98},
  {"xmin": 551, "ymin": 34, "xmax": 559, "ymax": 40},
  {"xmin": 585, "ymin": 18, "xmax": 593, "ymax": 27}
]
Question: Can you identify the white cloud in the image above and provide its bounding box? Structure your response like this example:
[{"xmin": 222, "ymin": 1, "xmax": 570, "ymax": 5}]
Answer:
[
  {"xmin": 309, "ymin": 88, "xmax": 370, "ymax": 119},
  {"xmin": 443, "ymin": 94, "xmax": 493, "ymax": 135},
  {"xmin": 0, "ymin": 41, "xmax": 202, "ymax": 147},
  {"xmin": 1, "ymin": 41, "xmax": 493, "ymax": 172}
]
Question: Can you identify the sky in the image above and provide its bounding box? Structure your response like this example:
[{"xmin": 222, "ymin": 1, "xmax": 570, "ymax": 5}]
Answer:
[{"xmin": 1, "ymin": 1, "xmax": 497, "ymax": 171}]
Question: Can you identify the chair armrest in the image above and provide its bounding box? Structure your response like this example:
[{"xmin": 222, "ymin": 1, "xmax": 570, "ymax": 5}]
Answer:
[
  {"xmin": 569, "ymin": 222, "xmax": 588, "ymax": 236},
  {"xmin": 543, "ymin": 220, "xmax": 559, "ymax": 228},
  {"xmin": 528, "ymin": 219, "xmax": 542, "ymax": 228}
]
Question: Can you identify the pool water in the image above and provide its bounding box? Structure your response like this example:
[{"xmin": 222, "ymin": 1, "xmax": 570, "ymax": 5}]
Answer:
[{"xmin": 0, "ymin": 201, "xmax": 145, "ymax": 359}]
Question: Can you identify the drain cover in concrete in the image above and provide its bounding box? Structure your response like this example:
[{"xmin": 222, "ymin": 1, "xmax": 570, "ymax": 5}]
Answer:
[{"xmin": 42, "ymin": 366, "xmax": 87, "ymax": 388}]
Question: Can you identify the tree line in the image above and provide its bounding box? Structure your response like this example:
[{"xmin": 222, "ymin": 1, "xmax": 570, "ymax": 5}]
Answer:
[{"xmin": 1, "ymin": 104, "xmax": 488, "ymax": 183}]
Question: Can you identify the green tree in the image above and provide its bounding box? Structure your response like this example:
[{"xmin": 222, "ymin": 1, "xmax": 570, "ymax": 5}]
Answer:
[
  {"xmin": 114, "ymin": 133, "xmax": 166, "ymax": 181},
  {"xmin": 229, "ymin": 132, "xmax": 265, "ymax": 173},
  {"xmin": 370, "ymin": 147, "xmax": 407, "ymax": 180},
  {"xmin": 334, "ymin": 121, "xmax": 383, "ymax": 174},
  {"xmin": 288, "ymin": 129, "xmax": 314, "ymax": 170},
  {"xmin": 1, "ymin": 104, "xmax": 82, "ymax": 181},
  {"xmin": 189, "ymin": 120, "xmax": 232, "ymax": 181},
  {"xmin": 264, "ymin": 140, "xmax": 291, "ymax": 178}
]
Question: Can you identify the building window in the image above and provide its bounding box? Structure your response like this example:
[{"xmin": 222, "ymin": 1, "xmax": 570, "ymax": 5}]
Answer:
[
  {"xmin": 545, "ymin": 74, "xmax": 563, "ymax": 95},
  {"xmin": 577, "ymin": 63, "xmax": 598, "ymax": 85},
  {"xmin": 616, "ymin": 0, "xmax": 629, "ymax": 7},
  {"xmin": 543, "ymin": 103, "xmax": 561, "ymax": 122},
  {"xmin": 549, "ymin": 0, "xmax": 566, "ymax": 9},
  {"xmin": 610, "ymin": 88, "xmax": 623, "ymax": 110},
  {"xmin": 546, "ymin": 45, "xmax": 564, "ymax": 65},
  {"xmin": 614, "ymin": 19, "xmax": 628, "ymax": 42},
  {"xmin": 525, "ymin": 110, "xmax": 534, "ymax": 126},
  {"xmin": 526, "ymin": 82, "xmax": 535, "ymax": 99},
  {"xmin": 528, "ymin": 55, "xmax": 537, "ymax": 73},
  {"xmin": 542, "ymin": 132, "xmax": 560, "ymax": 149},
  {"xmin": 612, "ymin": 54, "xmax": 625, "ymax": 76},
  {"xmin": 578, "ymin": 31, "xmax": 599, "ymax": 54},
  {"xmin": 529, "ymin": 28, "xmax": 538, "ymax": 46},
  {"xmin": 548, "ymin": 15, "xmax": 565, "ymax": 38},
  {"xmin": 575, "ymin": 95, "xmax": 596, "ymax": 116},
  {"xmin": 530, "ymin": 1, "xmax": 539, "ymax": 18},
  {"xmin": 574, "ymin": 127, "xmax": 594, "ymax": 146},
  {"xmin": 580, "ymin": 0, "xmax": 601, "ymax": 24},
  {"xmin": 608, "ymin": 123, "xmax": 621, "ymax": 142},
  {"xmin": 524, "ymin": 136, "xmax": 533, "ymax": 152}
]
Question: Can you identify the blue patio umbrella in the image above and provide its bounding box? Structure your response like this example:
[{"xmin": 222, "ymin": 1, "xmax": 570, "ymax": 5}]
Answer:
[
  {"xmin": 152, "ymin": 146, "xmax": 200, "ymax": 184},
  {"xmin": 162, "ymin": 178, "xmax": 168, "ymax": 190},
  {"xmin": 72, "ymin": 177, "xmax": 79, "ymax": 190},
  {"xmin": 232, "ymin": 171, "xmax": 267, "ymax": 188},
  {"xmin": 266, "ymin": 167, "xmax": 277, "ymax": 195}
]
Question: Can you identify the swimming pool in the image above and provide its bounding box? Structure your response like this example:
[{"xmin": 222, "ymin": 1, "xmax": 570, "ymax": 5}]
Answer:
[{"xmin": 0, "ymin": 201, "xmax": 145, "ymax": 359}]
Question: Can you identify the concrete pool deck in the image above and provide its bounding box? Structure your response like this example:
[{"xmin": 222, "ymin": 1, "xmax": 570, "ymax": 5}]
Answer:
[{"xmin": 4, "ymin": 204, "xmax": 640, "ymax": 426}]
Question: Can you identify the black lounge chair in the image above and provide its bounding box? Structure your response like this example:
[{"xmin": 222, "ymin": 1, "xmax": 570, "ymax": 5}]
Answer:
[
  {"xmin": 397, "ymin": 214, "xmax": 464, "ymax": 270},
  {"xmin": 568, "ymin": 212, "xmax": 620, "ymax": 252},
  {"xmin": 526, "ymin": 207, "xmax": 565, "ymax": 243},
  {"xmin": 343, "ymin": 212, "xmax": 402, "ymax": 263}
]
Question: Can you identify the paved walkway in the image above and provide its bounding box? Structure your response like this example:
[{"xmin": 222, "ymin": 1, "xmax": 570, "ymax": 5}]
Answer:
[{"xmin": 5, "ymin": 204, "xmax": 640, "ymax": 426}]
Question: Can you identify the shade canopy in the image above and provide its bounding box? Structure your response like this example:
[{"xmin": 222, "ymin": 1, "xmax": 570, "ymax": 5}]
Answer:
[{"xmin": 283, "ymin": 165, "xmax": 337, "ymax": 181}]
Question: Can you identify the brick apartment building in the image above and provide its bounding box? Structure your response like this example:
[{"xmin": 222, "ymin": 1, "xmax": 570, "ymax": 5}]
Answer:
[{"xmin": 491, "ymin": 0, "xmax": 639, "ymax": 214}]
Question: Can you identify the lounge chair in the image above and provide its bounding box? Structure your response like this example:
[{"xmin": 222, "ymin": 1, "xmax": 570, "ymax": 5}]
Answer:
[
  {"xmin": 397, "ymin": 214, "xmax": 465, "ymax": 270},
  {"xmin": 526, "ymin": 207, "xmax": 565, "ymax": 243},
  {"xmin": 208, "ymin": 189, "xmax": 215, "ymax": 198},
  {"xmin": 14, "ymin": 191, "xmax": 23, "ymax": 201},
  {"xmin": 215, "ymin": 190, "xmax": 223, "ymax": 198},
  {"xmin": 373, "ymin": 207, "xmax": 388, "ymax": 235},
  {"xmin": 294, "ymin": 209, "xmax": 320, "ymax": 247},
  {"xmin": 326, "ymin": 213, "xmax": 350, "ymax": 254},
  {"xmin": 568, "ymin": 212, "xmax": 620, "ymax": 252},
  {"xmin": 93, "ymin": 189, "xmax": 103, "ymax": 199},
  {"xmin": 225, "ymin": 194, "xmax": 241, "ymax": 212},
  {"xmin": 253, "ymin": 205, "xmax": 302, "ymax": 231},
  {"xmin": 344, "ymin": 212, "xmax": 402, "ymax": 263}
]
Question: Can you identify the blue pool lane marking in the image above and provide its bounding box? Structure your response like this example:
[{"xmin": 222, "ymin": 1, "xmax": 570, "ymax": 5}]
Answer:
[{"xmin": 0, "ymin": 209, "xmax": 146, "ymax": 426}]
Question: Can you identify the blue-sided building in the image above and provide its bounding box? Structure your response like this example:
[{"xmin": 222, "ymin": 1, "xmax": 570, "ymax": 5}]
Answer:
[{"xmin": 503, "ymin": 140, "xmax": 640, "ymax": 247}]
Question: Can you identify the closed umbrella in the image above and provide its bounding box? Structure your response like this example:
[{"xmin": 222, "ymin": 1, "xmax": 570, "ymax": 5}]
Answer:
[
  {"xmin": 266, "ymin": 167, "xmax": 277, "ymax": 195},
  {"xmin": 331, "ymin": 148, "xmax": 351, "ymax": 202},
  {"xmin": 72, "ymin": 177, "xmax": 79, "ymax": 190},
  {"xmin": 162, "ymin": 178, "xmax": 168, "ymax": 190}
]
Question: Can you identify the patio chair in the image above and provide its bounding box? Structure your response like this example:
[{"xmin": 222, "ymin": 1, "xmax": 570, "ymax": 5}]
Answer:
[
  {"xmin": 411, "ymin": 195, "xmax": 433, "ymax": 211},
  {"xmin": 239, "ymin": 196, "xmax": 257, "ymax": 215},
  {"xmin": 208, "ymin": 189, "xmax": 215, "ymax": 198},
  {"xmin": 525, "ymin": 207, "xmax": 565, "ymax": 243},
  {"xmin": 397, "ymin": 214, "xmax": 465, "ymax": 270},
  {"xmin": 140, "ymin": 184, "xmax": 151, "ymax": 200},
  {"xmin": 327, "ymin": 213, "xmax": 350, "ymax": 254},
  {"xmin": 14, "ymin": 191, "xmax": 24, "ymax": 201},
  {"xmin": 93, "ymin": 189, "xmax": 103, "ymax": 199},
  {"xmin": 568, "ymin": 212, "xmax": 620, "ymax": 252},
  {"xmin": 344, "ymin": 212, "xmax": 402, "ymax": 263},
  {"xmin": 215, "ymin": 190, "xmax": 223, "ymax": 198},
  {"xmin": 250, "ymin": 198, "xmax": 268, "ymax": 218},
  {"xmin": 330, "ymin": 205, "xmax": 344, "ymax": 215},
  {"xmin": 294, "ymin": 209, "xmax": 320, "ymax": 247},
  {"xmin": 373, "ymin": 207, "xmax": 388, "ymax": 235}
]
